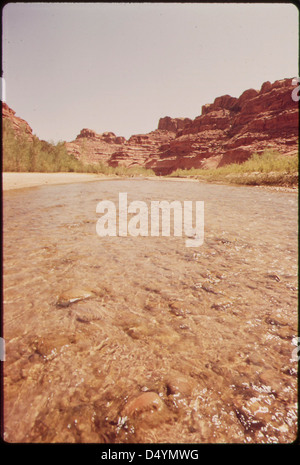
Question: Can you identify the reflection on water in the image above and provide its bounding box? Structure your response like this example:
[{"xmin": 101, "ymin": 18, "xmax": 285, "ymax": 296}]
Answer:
[{"xmin": 3, "ymin": 179, "xmax": 298, "ymax": 443}]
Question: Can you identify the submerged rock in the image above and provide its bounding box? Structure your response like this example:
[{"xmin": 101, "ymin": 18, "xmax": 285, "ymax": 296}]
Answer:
[
  {"xmin": 30, "ymin": 333, "xmax": 77, "ymax": 361},
  {"xmin": 56, "ymin": 288, "xmax": 95, "ymax": 307},
  {"xmin": 122, "ymin": 392, "xmax": 165, "ymax": 418},
  {"xmin": 165, "ymin": 374, "xmax": 194, "ymax": 397}
]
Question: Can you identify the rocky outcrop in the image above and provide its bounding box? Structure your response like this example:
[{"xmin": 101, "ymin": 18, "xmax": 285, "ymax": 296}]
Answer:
[
  {"xmin": 65, "ymin": 128, "xmax": 126, "ymax": 164},
  {"xmin": 150, "ymin": 77, "xmax": 299, "ymax": 174},
  {"xmin": 65, "ymin": 126, "xmax": 177, "ymax": 169},
  {"xmin": 158, "ymin": 116, "xmax": 192, "ymax": 133},
  {"xmin": 109, "ymin": 130, "xmax": 176, "ymax": 168},
  {"xmin": 2, "ymin": 102, "xmax": 34, "ymax": 142}
]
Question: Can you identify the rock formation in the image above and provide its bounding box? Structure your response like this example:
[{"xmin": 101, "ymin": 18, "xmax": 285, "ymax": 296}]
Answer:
[
  {"xmin": 150, "ymin": 78, "xmax": 298, "ymax": 174},
  {"xmin": 64, "ymin": 77, "xmax": 298, "ymax": 174},
  {"xmin": 64, "ymin": 118, "xmax": 190, "ymax": 169},
  {"xmin": 3, "ymin": 77, "xmax": 298, "ymax": 174},
  {"xmin": 2, "ymin": 102, "xmax": 34, "ymax": 142},
  {"xmin": 64, "ymin": 128, "xmax": 126, "ymax": 164}
]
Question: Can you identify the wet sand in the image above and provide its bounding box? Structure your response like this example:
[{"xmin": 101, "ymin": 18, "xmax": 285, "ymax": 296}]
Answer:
[{"xmin": 3, "ymin": 178, "xmax": 298, "ymax": 443}]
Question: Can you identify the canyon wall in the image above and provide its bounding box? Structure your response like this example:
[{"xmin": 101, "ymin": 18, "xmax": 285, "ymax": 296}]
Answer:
[
  {"xmin": 151, "ymin": 78, "xmax": 298, "ymax": 174},
  {"xmin": 3, "ymin": 78, "xmax": 298, "ymax": 174},
  {"xmin": 65, "ymin": 77, "xmax": 298, "ymax": 174}
]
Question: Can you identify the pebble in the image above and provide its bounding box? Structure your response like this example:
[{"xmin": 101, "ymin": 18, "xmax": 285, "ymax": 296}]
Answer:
[
  {"xmin": 56, "ymin": 288, "xmax": 95, "ymax": 307},
  {"xmin": 165, "ymin": 375, "xmax": 194, "ymax": 397},
  {"xmin": 122, "ymin": 392, "xmax": 165, "ymax": 418}
]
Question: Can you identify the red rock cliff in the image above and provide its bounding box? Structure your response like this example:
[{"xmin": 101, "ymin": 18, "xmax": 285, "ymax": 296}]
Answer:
[
  {"xmin": 64, "ymin": 128, "xmax": 126, "ymax": 164},
  {"xmin": 2, "ymin": 102, "xmax": 34, "ymax": 142},
  {"xmin": 150, "ymin": 78, "xmax": 299, "ymax": 174},
  {"xmin": 65, "ymin": 77, "xmax": 298, "ymax": 174}
]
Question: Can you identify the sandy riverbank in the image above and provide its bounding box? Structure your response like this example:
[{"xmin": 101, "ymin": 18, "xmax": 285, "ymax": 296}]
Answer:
[
  {"xmin": 2, "ymin": 172, "xmax": 201, "ymax": 192},
  {"xmin": 2, "ymin": 171, "xmax": 297, "ymax": 193},
  {"xmin": 2, "ymin": 172, "xmax": 112, "ymax": 191}
]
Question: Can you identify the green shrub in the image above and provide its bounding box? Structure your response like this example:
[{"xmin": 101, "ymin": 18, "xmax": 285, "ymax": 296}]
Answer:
[
  {"xmin": 169, "ymin": 150, "xmax": 298, "ymax": 185},
  {"xmin": 2, "ymin": 119, "xmax": 87, "ymax": 173},
  {"xmin": 2, "ymin": 119, "xmax": 157, "ymax": 176}
]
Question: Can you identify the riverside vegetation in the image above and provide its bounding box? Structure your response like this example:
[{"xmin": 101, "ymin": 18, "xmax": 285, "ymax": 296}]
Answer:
[
  {"xmin": 2, "ymin": 119, "xmax": 155, "ymax": 177},
  {"xmin": 2, "ymin": 118, "xmax": 298, "ymax": 186},
  {"xmin": 169, "ymin": 151, "xmax": 298, "ymax": 187}
]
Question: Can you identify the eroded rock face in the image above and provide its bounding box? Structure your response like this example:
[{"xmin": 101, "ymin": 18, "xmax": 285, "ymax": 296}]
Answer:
[
  {"xmin": 64, "ymin": 77, "xmax": 298, "ymax": 174},
  {"xmin": 109, "ymin": 129, "xmax": 176, "ymax": 168},
  {"xmin": 158, "ymin": 116, "xmax": 192, "ymax": 133},
  {"xmin": 151, "ymin": 78, "xmax": 299, "ymax": 174},
  {"xmin": 64, "ymin": 128, "xmax": 126, "ymax": 164}
]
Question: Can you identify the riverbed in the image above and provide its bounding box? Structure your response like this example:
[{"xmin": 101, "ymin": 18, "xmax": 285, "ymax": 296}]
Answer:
[{"xmin": 2, "ymin": 178, "xmax": 298, "ymax": 443}]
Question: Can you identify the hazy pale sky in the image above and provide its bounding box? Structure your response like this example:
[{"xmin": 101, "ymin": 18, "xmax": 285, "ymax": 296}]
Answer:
[{"xmin": 2, "ymin": 2, "xmax": 299, "ymax": 142}]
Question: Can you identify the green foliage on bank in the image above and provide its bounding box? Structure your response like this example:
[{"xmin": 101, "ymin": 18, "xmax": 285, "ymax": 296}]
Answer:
[
  {"xmin": 2, "ymin": 118, "xmax": 155, "ymax": 176},
  {"xmin": 2, "ymin": 118, "xmax": 88, "ymax": 173},
  {"xmin": 169, "ymin": 150, "xmax": 298, "ymax": 186}
]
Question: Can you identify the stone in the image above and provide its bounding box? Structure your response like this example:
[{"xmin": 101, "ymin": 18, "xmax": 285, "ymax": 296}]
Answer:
[
  {"xmin": 122, "ymin": 391, "xmax": 165, "ymax": 418},
  {"xmin": 30, "ymin": 333, "xmax": 76, "ymax": 360},
  {"xmin": 165, "ymin": 374, "xmax": 194, "ymax": 397},
  {"xmin": 56, "ymin": 288, "xmax": 95, "ymax": 307}
]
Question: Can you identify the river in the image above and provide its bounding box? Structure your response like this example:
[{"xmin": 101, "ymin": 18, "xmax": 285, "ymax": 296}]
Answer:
[{"xmin": 2, "ymin": 178, "xmax": 298, "ymax": 443}]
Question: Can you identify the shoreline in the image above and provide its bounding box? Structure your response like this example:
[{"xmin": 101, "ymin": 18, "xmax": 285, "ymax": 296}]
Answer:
[
  {"xmin": 2, "ymin": 172, "xmax": 114, "ymax": 191},
  {"xmin": 2, "ymin": 171, "xmax": 298, "ymax": 193}
]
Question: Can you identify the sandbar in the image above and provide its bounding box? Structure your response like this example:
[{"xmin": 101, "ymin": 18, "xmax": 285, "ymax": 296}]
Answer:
[{"xmin": 2, "ymin": 172, "xmax": 111, "ymax": 191}]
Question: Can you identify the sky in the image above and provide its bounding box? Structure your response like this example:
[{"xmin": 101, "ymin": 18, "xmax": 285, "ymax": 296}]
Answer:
[{"xmin": 2, "ymin": 2, "xmax": 299, "ymax": 143}]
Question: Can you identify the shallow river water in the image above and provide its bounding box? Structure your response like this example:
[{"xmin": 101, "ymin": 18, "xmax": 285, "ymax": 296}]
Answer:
[{"xmin": 2, "ymin": 178, "xmax": 298, "ymax": 443}]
